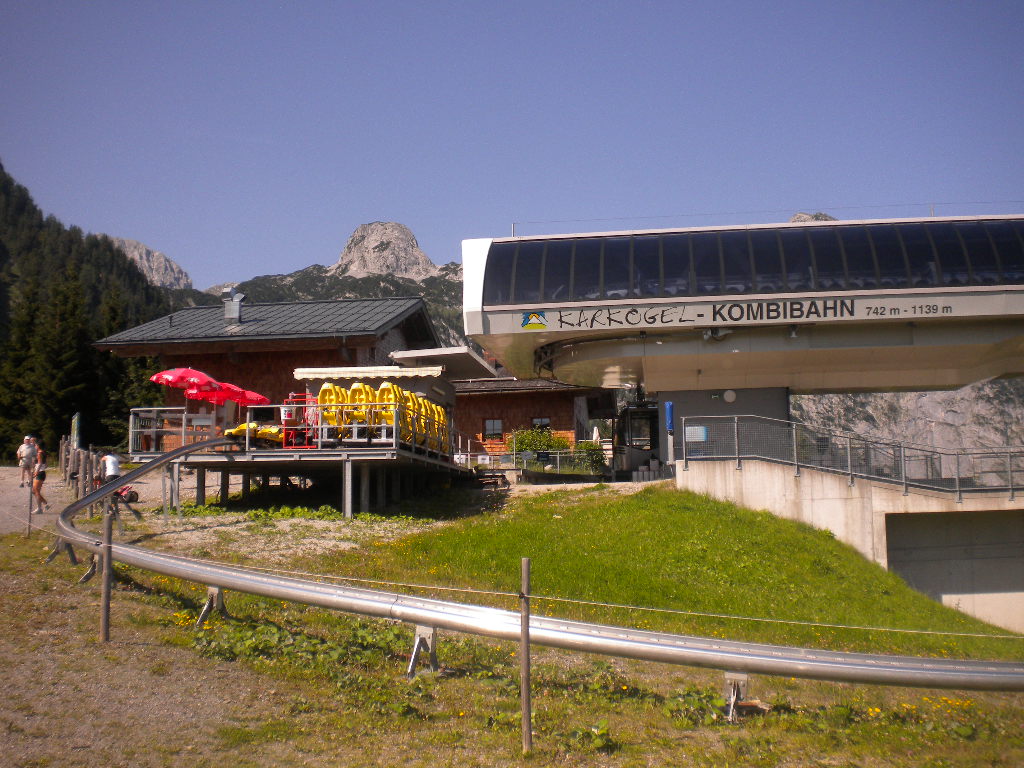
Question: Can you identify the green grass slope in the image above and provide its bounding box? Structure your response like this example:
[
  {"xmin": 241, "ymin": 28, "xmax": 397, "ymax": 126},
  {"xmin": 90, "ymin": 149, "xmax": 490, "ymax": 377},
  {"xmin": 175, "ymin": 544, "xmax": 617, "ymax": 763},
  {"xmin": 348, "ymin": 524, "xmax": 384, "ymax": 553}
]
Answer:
[{"xmin": 321, "ymin": 484, "xmax": 1022, "ymax": 661}]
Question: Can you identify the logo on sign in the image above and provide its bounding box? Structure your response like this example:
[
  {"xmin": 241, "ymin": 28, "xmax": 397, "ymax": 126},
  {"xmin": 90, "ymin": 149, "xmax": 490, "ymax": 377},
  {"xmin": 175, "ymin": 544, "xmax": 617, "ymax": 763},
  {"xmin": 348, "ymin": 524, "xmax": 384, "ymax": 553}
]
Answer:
[{"xmin": 522, "ymin": 311, "xmax": 547, "ymax": 330}]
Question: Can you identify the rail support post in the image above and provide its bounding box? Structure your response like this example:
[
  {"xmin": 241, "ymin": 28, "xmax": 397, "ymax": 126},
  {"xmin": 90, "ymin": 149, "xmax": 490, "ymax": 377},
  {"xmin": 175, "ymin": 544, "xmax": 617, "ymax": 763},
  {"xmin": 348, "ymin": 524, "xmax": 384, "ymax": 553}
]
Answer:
[
  {"xmin": 406, "ymin": 625, "xmax": 439, "ymax": 679},
  {"xmin": 45, "ymin": 537, "xmax": 78, "ymax": 566},
  {"xmin": 723, "ymin": 672, "xmax": 749, "ymax": 723},
  {"xmin": 195, "ymin": 586, "xmax": 229, "ymax": 628},
  {"xmin": 78, "ymin": 554, "xmax": 98, "ymax": 584}
]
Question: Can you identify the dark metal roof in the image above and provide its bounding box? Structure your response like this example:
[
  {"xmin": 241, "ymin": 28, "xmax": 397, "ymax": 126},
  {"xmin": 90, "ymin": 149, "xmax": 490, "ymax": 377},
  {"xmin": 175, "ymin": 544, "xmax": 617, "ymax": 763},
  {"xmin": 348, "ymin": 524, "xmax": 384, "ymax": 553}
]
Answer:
[{"xmin": 97, "ymin": 297, "xmax": 437, "ymax": 346}]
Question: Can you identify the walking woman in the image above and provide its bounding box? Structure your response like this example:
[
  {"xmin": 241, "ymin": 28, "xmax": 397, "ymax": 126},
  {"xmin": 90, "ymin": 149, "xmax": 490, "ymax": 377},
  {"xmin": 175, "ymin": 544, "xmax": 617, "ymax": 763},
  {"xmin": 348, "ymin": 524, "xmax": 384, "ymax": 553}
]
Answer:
[{"xmin": 32, "ymin": 441, "xmax": 49, "ymax": 513}]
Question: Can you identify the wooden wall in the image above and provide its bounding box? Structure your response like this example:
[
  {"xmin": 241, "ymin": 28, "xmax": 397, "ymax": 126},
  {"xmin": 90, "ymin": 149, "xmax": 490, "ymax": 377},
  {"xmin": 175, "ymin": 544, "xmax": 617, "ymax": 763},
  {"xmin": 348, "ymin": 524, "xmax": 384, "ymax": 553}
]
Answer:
[{"xmin": 454, "ymin": 391, "xmax": 581, "ymax": 454}]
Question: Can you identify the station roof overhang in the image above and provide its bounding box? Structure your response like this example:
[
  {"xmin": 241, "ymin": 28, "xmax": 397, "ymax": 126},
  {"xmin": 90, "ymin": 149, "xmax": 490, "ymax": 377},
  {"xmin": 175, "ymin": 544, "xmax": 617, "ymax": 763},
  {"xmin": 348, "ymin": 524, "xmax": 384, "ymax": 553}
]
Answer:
[
  {"xmin": 389, "ymin": 346, "xmax": 497, "ymax": 379},
  {"xmin": 468, "ymin": 287, "xmax": 1024, "ymax": 394}
]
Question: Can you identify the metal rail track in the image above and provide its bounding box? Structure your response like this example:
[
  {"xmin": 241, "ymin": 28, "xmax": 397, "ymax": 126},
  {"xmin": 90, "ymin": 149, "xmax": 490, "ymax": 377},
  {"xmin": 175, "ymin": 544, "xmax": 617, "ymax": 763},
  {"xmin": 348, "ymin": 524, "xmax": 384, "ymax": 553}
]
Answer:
[{"xmin": 54, "ymin": 438, "xmax": 1024, "ymax": 692}]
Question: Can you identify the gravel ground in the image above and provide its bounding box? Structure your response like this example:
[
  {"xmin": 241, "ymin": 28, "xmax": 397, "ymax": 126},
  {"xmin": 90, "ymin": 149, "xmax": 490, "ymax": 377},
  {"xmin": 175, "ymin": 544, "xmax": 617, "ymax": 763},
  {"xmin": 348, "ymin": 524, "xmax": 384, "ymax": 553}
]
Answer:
[{"xmin": 0, "ymin": 465, "xmax": 325, "ymax": 767}]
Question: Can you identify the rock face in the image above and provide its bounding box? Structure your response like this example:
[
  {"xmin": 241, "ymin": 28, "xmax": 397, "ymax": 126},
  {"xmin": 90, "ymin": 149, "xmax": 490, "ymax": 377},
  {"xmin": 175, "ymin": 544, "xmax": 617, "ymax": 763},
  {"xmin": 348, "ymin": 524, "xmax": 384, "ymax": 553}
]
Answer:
[
  {"xmin": 330, "ymin": 222, "xmax": 440, "ymax": 281},
  {"xmin": 205, "ymin": 282, "xmax": 240, "ymax": 297},
  {"xmin": 109, "ymin": 237, "xmax": 193, "ymax": 291},
  {"xmin": 226, "ymin": 222, "xmax": 462, "ymax": 344},
  {"xmin": 789, "ymin": 212, "xmax": 838, "ymax": 222},
  {"xmin": 792, "ymin": 379, "xmax": 1024, "ymax": 450}
]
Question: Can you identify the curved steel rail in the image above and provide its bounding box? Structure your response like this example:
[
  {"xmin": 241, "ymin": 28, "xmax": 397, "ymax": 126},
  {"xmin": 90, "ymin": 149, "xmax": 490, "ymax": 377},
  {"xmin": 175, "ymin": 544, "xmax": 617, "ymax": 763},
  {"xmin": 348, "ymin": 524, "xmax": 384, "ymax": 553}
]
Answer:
[{"xmin": 54, "ymin": 438, "xmax": 1024, "ymax": 692}]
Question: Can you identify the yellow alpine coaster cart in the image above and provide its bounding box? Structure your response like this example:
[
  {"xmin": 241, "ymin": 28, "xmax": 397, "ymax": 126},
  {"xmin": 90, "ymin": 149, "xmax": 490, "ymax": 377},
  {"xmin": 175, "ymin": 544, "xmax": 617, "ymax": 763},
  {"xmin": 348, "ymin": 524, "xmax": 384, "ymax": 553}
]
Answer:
[{"xmin": 311, "ymin": 380, "xmax": 448, "ymax": 451}]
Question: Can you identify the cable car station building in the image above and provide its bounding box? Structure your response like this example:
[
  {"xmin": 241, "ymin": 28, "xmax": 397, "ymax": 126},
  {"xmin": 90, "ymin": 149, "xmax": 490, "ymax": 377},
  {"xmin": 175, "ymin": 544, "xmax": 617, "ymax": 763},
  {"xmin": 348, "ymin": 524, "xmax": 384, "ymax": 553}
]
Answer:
[
  {"xmin": 464, "ymin": 215, "xmax": 1024, "ymax": 463},
  {"xmin": 463, "ymin": 215, "xmax": 1024, "ymax": 632}
]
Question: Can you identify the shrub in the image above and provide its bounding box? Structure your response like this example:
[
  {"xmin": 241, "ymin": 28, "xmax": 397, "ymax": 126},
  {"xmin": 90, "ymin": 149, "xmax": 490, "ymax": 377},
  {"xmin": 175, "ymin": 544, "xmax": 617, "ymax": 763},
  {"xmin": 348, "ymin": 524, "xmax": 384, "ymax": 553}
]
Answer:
[
  {"xmin": 573, "ymin": 440, "xmax": 607, "ymax": 474},
  {"xmin": 508, "ymin": 427, "xmax": 569, "ymax": 454}
]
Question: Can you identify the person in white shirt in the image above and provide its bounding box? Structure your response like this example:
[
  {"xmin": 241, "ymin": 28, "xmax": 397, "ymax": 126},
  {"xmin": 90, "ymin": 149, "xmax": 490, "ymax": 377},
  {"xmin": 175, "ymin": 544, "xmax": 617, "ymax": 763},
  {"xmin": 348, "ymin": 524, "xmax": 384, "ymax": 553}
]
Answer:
[
  {"xmin": 102, "ymin": 452, "xmax": 121, "ymax": 484},
  {"xmin": 17, "ymin": 436, "xmax": 37, "ymax": 487}
]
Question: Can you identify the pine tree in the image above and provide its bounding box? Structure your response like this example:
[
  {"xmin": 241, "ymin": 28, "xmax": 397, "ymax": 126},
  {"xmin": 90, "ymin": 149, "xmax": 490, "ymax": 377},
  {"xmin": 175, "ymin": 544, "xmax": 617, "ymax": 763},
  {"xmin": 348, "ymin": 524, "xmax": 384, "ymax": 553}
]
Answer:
[
  {"xmin": 0, "ymin": 275, "xmax": 42, "ymax": 453},
  {"xmin": 29, "ymin": 264, "xmax": 96, "ymax": 450}
]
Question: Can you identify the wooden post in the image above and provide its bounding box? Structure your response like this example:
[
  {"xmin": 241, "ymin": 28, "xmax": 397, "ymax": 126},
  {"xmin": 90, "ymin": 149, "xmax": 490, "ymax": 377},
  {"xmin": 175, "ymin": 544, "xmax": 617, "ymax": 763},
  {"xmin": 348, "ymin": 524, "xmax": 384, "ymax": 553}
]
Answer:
[
  {"xmin": 85, "ymin": 452, "xmax": 94, "ymax": 516},
  {"xmin": 161, "ymin": 467, "xmax": 168, "ymax": 516},
  {"xmin": 360, "ymin": 463, "xmax": 370, "ymax": 514},
  {"xmin": 100, "ymin": 508, "xmax": 114, "ymax": 641},
  {"xmin": 520, "ymin": 557, "xmax": 532, "ymax": 755},
  {"xmin": 196, "ymin": 467, "xmax": 206, "ymax": 506},
  {"xmin": 78, "ymin": 449, "xmax": 87, "ymax": 499},
  {"xmin": 392, "ymin": 468, "xmax": 402, "ymax": 504},
  {"xmin": 220, "ymin": 471, "xmax": 230, "ymax": 505},
  {"xmin": 376, "ymin": 466, "xmax": 386, "ymax": 509},
  {"xmin": 26, "ymin": 480, "xmax": 34, "ymax": 536},
  {"xmin": 172, "ymin": 462, "xmax": 181, "ymax": 516}
]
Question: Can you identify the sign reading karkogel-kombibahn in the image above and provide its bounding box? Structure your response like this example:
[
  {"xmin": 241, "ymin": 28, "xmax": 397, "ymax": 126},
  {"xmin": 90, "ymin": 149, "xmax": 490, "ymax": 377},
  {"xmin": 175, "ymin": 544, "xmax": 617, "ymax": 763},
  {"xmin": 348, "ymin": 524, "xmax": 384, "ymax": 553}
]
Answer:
[{"xmin": 499, "ymin": 291, "xmax": 1022, "ymax": 333}]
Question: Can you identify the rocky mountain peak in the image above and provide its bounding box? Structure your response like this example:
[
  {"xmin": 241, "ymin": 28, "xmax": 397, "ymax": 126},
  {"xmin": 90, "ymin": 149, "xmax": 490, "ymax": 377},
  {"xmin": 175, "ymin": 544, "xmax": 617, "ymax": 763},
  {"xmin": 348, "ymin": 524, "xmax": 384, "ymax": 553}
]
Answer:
[
  {"xmin": 330, "ymin": 221, "xmax": 440, "ymax": 281},
  {"xmin": 789, "ymin": 212, "xmax": 838, "ymax": 222},
  {"xmin": 108, "ymin": 237, "xmax": 193, "ymax": 291}
]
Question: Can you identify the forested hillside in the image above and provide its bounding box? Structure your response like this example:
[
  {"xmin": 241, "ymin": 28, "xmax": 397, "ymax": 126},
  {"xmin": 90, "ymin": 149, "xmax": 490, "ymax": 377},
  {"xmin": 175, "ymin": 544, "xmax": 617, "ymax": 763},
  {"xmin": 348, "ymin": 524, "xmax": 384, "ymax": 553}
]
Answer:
[{"xmin": 0, "ymin": 161, "xmax": 173, "ymax": 453}]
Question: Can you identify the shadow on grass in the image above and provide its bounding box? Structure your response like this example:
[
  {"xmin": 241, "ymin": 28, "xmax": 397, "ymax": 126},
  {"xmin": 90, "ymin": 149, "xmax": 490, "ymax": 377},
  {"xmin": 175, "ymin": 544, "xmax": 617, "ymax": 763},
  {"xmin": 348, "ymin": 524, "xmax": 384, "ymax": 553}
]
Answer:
[{"xmin": 166, "ymin": 478, "xmax": 513, "ymax": 523}]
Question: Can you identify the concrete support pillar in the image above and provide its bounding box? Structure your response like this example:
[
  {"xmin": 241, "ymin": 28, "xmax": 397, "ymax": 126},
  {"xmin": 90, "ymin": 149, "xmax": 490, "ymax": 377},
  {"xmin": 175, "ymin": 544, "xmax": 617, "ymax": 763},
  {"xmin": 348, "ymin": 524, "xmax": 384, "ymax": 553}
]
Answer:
[
  {"xmin": 220, "ymin": 471, "xmax": 230, "ymax": 505},
  {"xmin": 343, "ymin": 460, "xmax": 353, "ymax": 519},
  {"xmin": 241, "ymin": 473, "xmax": 250, "ymax": 501},
  {"xmin": 360, "ymin": 463, "xmax": 370, "ymax": 514},
  {"xmin": 392, "ymin": 468, "xmax": 402, "ymax": 504},
  {"xmin": 196, "ymin": 468, "xmax": 206, "ymax": 506}
]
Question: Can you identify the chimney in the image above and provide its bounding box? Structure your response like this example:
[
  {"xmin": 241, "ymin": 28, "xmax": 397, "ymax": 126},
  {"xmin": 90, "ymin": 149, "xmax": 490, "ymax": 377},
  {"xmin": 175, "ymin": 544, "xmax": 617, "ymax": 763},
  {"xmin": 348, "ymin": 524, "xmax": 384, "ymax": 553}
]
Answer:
[{"xmin": 222, "ymin": 287, "xmax": 245, "ymax": 323}]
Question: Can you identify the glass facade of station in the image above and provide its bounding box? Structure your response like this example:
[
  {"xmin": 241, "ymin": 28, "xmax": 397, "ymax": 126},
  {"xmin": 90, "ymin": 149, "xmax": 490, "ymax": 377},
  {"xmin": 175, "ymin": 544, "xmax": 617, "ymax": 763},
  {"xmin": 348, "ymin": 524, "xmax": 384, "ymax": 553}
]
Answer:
[{"xmin": 482, "ymin": 218, "xmax": 1024, "ymax": 306}]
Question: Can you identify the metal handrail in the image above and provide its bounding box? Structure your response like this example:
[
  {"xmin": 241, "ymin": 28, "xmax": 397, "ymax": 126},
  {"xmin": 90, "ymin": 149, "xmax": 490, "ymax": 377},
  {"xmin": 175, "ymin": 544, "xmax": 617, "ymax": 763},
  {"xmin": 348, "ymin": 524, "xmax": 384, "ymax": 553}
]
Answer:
[
  {"xmin": 129, "ymin": 402, "xmax": 487, "ymax": 466},
  {"xmin": 54, "ymin": 438, "xmax": 1024, "ymax": 691},
  {"xmin": 681, "ymin": 414, "xmax": 1024, "ymax": 500}
]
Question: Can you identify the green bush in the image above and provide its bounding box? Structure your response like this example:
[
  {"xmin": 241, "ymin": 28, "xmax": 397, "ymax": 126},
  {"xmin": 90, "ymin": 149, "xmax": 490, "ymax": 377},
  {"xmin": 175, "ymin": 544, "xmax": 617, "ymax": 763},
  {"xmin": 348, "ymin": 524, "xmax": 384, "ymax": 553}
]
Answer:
[
  {"xmin": 508, "ymin": 427, "xmax": 569, "ymax": 453},
  {"xmin": 573, "ymin": 440, "xmax": 607, "ymax": 474}
]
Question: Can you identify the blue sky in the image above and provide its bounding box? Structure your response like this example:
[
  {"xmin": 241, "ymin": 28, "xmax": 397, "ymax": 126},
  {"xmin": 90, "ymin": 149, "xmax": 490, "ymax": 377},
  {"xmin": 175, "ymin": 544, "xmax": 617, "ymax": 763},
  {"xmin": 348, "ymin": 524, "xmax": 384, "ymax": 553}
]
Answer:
[{"xmin": 2, "ymin": 1, "xmax": 1022, "ymax": 290}]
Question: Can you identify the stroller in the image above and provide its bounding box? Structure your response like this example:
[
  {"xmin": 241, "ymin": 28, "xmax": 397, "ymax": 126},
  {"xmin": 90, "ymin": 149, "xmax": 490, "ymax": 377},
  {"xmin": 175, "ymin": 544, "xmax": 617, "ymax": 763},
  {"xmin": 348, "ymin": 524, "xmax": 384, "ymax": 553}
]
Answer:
[
  {"xmin": 113, "ymin": 485, "xmax": 139, "ymax": 503},
  {"xmin": 91, "ymin": 476, "xmax": 142, "ymax": 519}
]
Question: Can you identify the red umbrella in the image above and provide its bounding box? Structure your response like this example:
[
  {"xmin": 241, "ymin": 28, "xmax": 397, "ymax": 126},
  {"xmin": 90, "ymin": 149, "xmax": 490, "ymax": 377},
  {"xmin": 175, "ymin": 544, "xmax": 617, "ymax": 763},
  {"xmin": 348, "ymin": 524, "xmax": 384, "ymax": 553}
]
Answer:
[
  {"xmin": 236, "ymin": 390, "xmax": 271, "ymax": 407},
  {"xmin": 184, "ymin": 387, "xmax": 235, "ymax": 405},
  {"xmin": 187, "ymin": 382, "xmax": 267, "ymax": 407},
  {"xmin": 184, "ymin": 381, "xmax": 245, "ymax": 402},
  {"xmin": 150, "ymin": 368, "xmax": 221, "ymax": 391}
]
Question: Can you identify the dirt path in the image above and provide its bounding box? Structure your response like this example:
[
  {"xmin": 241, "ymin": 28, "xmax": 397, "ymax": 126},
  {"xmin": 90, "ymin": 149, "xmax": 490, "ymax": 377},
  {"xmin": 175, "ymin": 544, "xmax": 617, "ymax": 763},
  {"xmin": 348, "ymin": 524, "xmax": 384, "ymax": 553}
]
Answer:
[
  {"xmin": 0, "ymin": 463, "xmax": 206, "ymax": 536},
  {"xmin": 0, "ymin": 464, "xmax": 71, "ymax": 535}
]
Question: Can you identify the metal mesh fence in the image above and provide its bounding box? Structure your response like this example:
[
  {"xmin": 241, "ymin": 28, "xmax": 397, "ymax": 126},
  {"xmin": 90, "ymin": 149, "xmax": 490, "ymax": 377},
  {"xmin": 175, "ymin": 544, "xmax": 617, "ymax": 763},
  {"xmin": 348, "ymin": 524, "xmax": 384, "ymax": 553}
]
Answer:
[{"xmin": 681, "ymin": 415, "xmax": 1024, "ymax": 500}]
